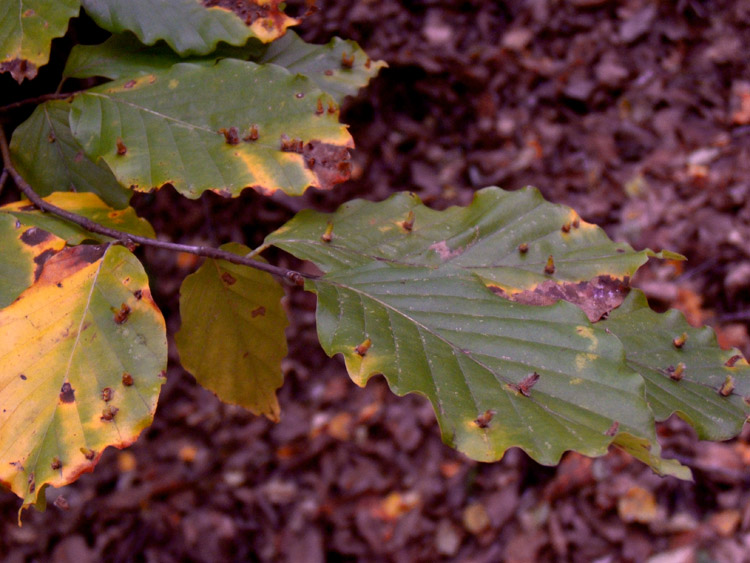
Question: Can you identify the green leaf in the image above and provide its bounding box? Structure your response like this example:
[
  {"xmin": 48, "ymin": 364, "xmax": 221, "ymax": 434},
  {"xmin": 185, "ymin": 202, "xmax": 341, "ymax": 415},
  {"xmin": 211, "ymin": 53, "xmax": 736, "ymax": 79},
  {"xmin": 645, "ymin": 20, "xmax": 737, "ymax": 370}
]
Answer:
[
  {"xmin": 0, "ymin": 215, "xmax": 66, "ymax": 307},
  {"xmin": 63, "ymin": 32, "xmax": 266, "ymax": 80},
  {"xmin": 601, "ymin": 290, "xmax": 750, "ymax": 440},
  {"xmin": 80, "ymin": 0, "xmax": 296, "ymax": 55},
  {"xmin": 64, "ymin": 30, "xmax": 386, "ymax": 104},
  {"xmin": 308, "ymin": 263, "xmax": 664, "ymax": 469},
  {"xmin": 0, "ymin": 244, "xmax": 167, "ymax": 516},
  {"xmin": 9, "ymin": 101, "xmax": 132, "ymax": 209},
  {"xmin": 1, "ymin": 192, "xmax": 155, "ymax": 244},
  {"xmin": 0, "ymin": 0, "xmax": 80, "ymax": 82},
  {"xmin": 175, "ymin": 243, "xmax": 288, "ymax": 420},
  {"xmin": 255, "ymin": 30, "xmax": 387, "ymax": 103},
  {"xmin": 267, "ymin": 186, "xmax": 678, "ymax": 321},
  {"xmin": 69, "ymin": 59, "xmax": 353, "ymax": 198}
]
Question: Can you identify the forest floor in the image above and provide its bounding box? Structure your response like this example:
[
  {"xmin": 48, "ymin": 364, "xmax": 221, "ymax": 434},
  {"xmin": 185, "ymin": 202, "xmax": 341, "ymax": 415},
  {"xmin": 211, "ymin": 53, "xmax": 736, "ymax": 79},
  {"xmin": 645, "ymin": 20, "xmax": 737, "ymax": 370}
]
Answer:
[{"xmin": 3, "ymin": 1, "xmax": 750, "ymax": 561}]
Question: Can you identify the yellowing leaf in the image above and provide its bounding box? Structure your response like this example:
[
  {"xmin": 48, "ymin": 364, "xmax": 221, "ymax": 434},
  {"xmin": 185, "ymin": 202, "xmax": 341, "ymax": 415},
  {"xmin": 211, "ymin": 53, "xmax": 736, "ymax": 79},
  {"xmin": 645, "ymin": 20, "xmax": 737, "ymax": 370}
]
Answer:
[
  {"xmin": 0, "ymin": 244, "xmax": 166, "ymax": 517},
  {"xmin": 175, "ymin": 243, "xmax": 288, "ymax": 420},
  {"xmin": 0, "ymin": 215, "xmax": 66, "ymax": 307},
  {"xmin": 0, "ymin": 0, "xmax": 80, "ymax": 82},
  {"xmin": 1, "ymin": 192, "xmax": 155, "ymax": 244}
]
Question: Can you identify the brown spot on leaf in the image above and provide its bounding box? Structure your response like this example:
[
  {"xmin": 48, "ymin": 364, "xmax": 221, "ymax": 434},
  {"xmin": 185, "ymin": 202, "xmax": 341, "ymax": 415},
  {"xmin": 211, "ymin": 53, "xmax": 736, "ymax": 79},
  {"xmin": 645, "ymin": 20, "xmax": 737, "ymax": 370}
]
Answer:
[
  {"xmin": 341, "ymin": 51, "xmax": 355, "ymax": 68},
  {"xmin": 561, "ymin": 223, "xmax": 571, "ymax": 233},
  {"xmin": 113, "ymin": 303, "xmax": 131, "ymax": 324},
  {"xmin": 572, "ymin": 218, "xmax": 580, "ymax": 229},
  {"xmin": 303, "ymin": 141, "xmax": 352, "ymax": 190},
  {"xmin": 474, "ymin": 409, "xmax": 495, "ymax": 428},
  {"xmin": 19, "ymin": 374, "xmax": 27, "ymax": 380},
  {"xmin": 9, "ymin": 461, "xmax": 23, "ymax": 471},
  {"xmin": 116, "ymin": 138, "xmax": 127, "ymax": 155},
  {"xmin": 1, "ymin": 58, "xmax": 38, "ymax": 83},
  {"xmin": 490, "ymin": 275, "xmax": 630, "ymax": 322},
  {"xmin": 80, "ymin": 448, "xmax": 96, "ymax": 461},
  {"xmin": 122, "ymin": 372, "xmax": 134, "ymax": 386},
  {"xmin": 123, "ymin": 79, "xmax": 137, "ymax": 89},
  {"xmin": 251, "ymin": 306, "xmax": 266, "ymax": 318},
  {"xmin": 219, "ymin": 127, "xmax": 240, "ymax": 145},
  {"xmin": 101, "ymin": 387, "xmax": 114, "ymax": 402},
  {"xmin": 512, "ymin": 372, "xmax": 540, "ymax": 397},
  {"xmin": 429, "ymin": 240, "xmax": 467, "ymax": 260},
  {"xmin": 27, "ymin": 473, "xmax": 35, "ymax": 494},
  {"xmin": 316, "ymin": 99, "xmax": 324, "ymax": 115},
  {"xmin": 672, "ymin": 332, "xmax": 688, "ymax": 349},
  {"xmin": 544, "ymin": 255, "xmax": 556, "ymax": 275},
  {"xmin": 725, "ymin": 354, "xmax": 743, "ymax": 367},
  {"xmin": 665, "ymin": 363, "xmax": 685, "ymax": 381},
  {"xmin": 518, "ymin": 243, "xmax": 529, "ymax": 254},
  {"xmin": 59, "ymin": 382, "xmax": 75, "ymax": 403},
  {"xmin": 280, "ymin": 134, "xmax": 304, "ymax": 153},
  {"xmin": 243, "ymin": 124, "xmax": 259, "ymax": 141},
  {"xmin": 100, "ymin": 405, "xmax": 119, "ymax": 421},
  {"xmin": 355, "ymin": 338, "xmax": 372, "ymax": 356},
  {"xmin": 605, "ymin": 421, "xmax": 620, "ymax": 436},
  {"xmin": 51, "ymin": 457, "xmax": 62, "ymax": 470},
  {"xmin": 202, "ymin": 0, "xmax": 294, "ymax": 32},
  {"xmin": 33, "ymin": 248, "xmax": 58, "ymax": 281},
  {"xmin": 133, "ymin": 289, "xmax": 143, "ymax": 300},
  {"xmin": 221, "ymin": 272, "xmax": 237, "ymax": 285},
  {"xmin": 20, "ymin": 227, "xmax": 53, "ymax": 246},
  {"xmin": 48, "ymin": 131, "xmax": 56, "ymax": 143},
  {"xmin": 401, "ymin": 210, "xmax": 415, "ymax": 232},
  {"xmin": 719, "ymin": 375, "xmax": 735, "ymax": 397}
]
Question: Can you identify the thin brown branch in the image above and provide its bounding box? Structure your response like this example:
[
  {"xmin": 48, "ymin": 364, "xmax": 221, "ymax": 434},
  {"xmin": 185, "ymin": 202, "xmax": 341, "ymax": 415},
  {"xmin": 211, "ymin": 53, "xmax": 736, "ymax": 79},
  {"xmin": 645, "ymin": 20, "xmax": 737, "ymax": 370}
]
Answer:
[
  {"xmin": 0, "ymin": 169, "xmax": 8, "ymax": 195},
  {"xmin": 0, "ymin": 127, "xmax": 309, "ymax": 286},
  {"xmin": 0, "ymin": 92, "xmax": 77, "ymax": 114}
]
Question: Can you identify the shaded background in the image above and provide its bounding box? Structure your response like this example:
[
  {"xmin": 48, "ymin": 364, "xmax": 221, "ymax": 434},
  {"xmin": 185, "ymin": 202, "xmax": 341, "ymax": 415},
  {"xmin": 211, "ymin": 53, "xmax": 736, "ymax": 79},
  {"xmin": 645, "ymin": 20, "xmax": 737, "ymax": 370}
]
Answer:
[{"xmin": 3, "ymin": 0, "xmax": 750, "ymax": 561}]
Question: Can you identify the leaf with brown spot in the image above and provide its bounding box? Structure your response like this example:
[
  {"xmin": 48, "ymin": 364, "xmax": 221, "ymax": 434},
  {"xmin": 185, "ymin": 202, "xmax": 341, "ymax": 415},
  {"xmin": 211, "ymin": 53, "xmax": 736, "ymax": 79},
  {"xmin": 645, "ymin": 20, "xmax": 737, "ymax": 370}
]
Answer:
[
  {"xmin": 0, "ymin": 245, "xmax": 166, "ymax": 519},
  {"xmin": 0, "ymin": 214, "xmax": 66, "ymax": 308},
  {"xmin": 601, "ymin": 290, "xmax": 750, "ymax": 440},
  {"xmin": 70, "ymin": 59, "xmax": 352, "ymax": 198},
  {"xmin": 175, "ymin": 243, "xmax": 288, "ymax": 420},
  {"xmin": 0, "ymin": 0, "xmax": 80, "ymax": 83},
  {"xmin": 80, "ymin": 0, "xmax": 296, "ymax": 56}
]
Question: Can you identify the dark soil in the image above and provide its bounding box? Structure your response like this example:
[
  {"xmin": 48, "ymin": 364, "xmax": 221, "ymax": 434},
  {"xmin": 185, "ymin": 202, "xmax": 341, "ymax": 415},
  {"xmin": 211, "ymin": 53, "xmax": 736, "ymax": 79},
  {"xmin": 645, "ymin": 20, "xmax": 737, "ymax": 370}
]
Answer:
[{"xmin": 4, "ymin": 1, "xmax": 750, "ymax": 561}]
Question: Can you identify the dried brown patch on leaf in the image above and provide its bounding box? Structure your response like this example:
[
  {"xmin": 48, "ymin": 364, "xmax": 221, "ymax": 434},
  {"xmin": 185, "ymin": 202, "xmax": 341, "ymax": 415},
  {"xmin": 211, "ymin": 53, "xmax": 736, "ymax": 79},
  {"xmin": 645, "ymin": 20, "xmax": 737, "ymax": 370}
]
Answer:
[
  {"xmin": 1, "ymin": 59, "xmax": 38, "ymax": 83},
  {"xmin": 303, "ymin": 141, "xmax": 352, "ymax": 190},
  {"xmin": 37, "ymin": 245, "xmax": 108, "ymax": 287},
  {"xmin": 202, "ymin": 0, "xmax": 298, "ymax": 42},
  {"xmin": 490, "ymin": 275, "xmax": 630, "ymax": 322}
]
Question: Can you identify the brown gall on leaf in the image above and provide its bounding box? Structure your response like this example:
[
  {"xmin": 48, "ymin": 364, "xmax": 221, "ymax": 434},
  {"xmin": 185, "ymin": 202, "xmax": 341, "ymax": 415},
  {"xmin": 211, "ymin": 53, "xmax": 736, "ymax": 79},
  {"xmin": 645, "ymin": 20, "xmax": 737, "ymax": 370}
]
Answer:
[
  {"xmin": 113, "ymin": 303, "xmax": 131, "ymax": 324},
  {"xmin": 605, "ymin": 420, "xmax": 620, "ymax": 436},
  {"xmin": 50, "ymin": 457, "xmax": 62, "ymax": 471},
  {"xmin": 665, "ymin": 363, "xmax": 685, "ymax": 381},
  {"xmin": 47, "ymin": 131, "xmax": 56, "ymax": 143},
  {"xmin": 474, "ymin": 409, "xmax": 495, "ymax": 429},
  {"xmin": 355, "ymin": 338, "xmax": 372, "ymax": 357},
  {"xmin": 401, "ymin": 210, "xmax": 416, "ymax": 232},
  {"xmin": 251, "ymin": 306, "xmax": 266, "ymax": 318},
  {"xmin": 719, "ymin": 375, "xmax": 735, "ymax": 397},
  {"xmin": 518, "ymin": 243, "xmax": 529, "ymax": 254},
  {"xmin": 561, "ymin": 223, "xmax": 571, "ymax": 233},
  {"xmin": 101, "ymin": 387, "xmax": 114, "ymax": 402},
  {"xmin": 116, "ymin": 138, "xmax": 127, "ymax": 156},
  {"xmin": 280, "ymin": 134, "xmax": 304, "ymax": 153},
  {"xmin": 572, "ymin": 217, "xmax": 580, "ymax": 229},
  {"xmin": 341, "ymin": 51, "xmax": 355, "ymax": 68},
  {"xmin": 321, "ymin": 221, "xmax": 334, "ymax": 242},
  {"xmin": 316, "ymin": 99, "xmax": 324, "ymax": 115},
  {"xmin": 100, "ymin": 405, "xmax": 119, "ymax": 421},
  {"xmin": 673, "ymin": 333, "xmax": 688, "ymax": 349},
  {"xmin": 122, "ymin": 372, "xmax": 134, "ymax": 386},
  {"xmin": 725, "ymin": 354, "xmax": 743, "ymax": 367},
  {"xmin": 19, "ymin": 374, "xmax": 27, "ymax": 380},
  {"xmin": 219, "ymin": 127, "xmax": 240, "ymax": 145},
  {"xmin": 490, "ymin": 275, "xmax": 630, "ymax": 323},
  {"xmin": 544, "ymin": 255, "xmax": 556, "ymax": 275},
  {"xmin": 286, "ymin": 271, "xmax": 304, "ymax": 286},
  {"xmin": 1, "ymin": 58, "xmax": 39, "ymax": 83},
  {"xmin": 133, "ymin": 289, "xmax": 143, "ymax": 300},
  {"xmin": 27, "ymin": 473, "xmax": 35, "ymax": 494},
  {"xmin": 243, "ymin": 124, "xmax": 259, "ymax": 142},
  {"xmin": 303, "ymin": 142, "xmax": 352, "ymax": 190},
  {"xmin": 512, "ymin": 372, "xmax": 540, "ymax": 397},
  {"xmin": 221, "ymin": 271, "xmax": 237, "ymax": 286},
  {"xmin": 80, "ymin": 448, "xmax": 96, "ymax": 461},
  {"xmin": 59, "ymin": 382, "xmax": 75, "ymax": 403}
]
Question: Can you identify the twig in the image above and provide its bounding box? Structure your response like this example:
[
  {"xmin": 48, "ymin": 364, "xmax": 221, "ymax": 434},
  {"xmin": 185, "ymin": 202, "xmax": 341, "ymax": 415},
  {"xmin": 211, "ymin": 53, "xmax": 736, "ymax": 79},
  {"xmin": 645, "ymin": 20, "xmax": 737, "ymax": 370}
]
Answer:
[
  {"xmin": 0, "ymin": 92, "xmax": 76, "ymax": 113},
  {"xmin": 0, "ymin": 169, "xmax": 8, "ymax": 195},
  {"xmin": 0, "ymin": 127, "xmax": 309, "ymax": 286}
]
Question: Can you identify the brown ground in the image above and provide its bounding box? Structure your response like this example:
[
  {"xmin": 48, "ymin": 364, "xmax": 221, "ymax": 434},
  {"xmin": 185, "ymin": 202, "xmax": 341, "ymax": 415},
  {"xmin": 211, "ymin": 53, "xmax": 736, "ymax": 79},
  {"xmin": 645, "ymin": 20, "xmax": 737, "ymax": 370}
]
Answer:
[{"xmin": 4, "ymin": 1, "xmax": 750, "ymax": 561}]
